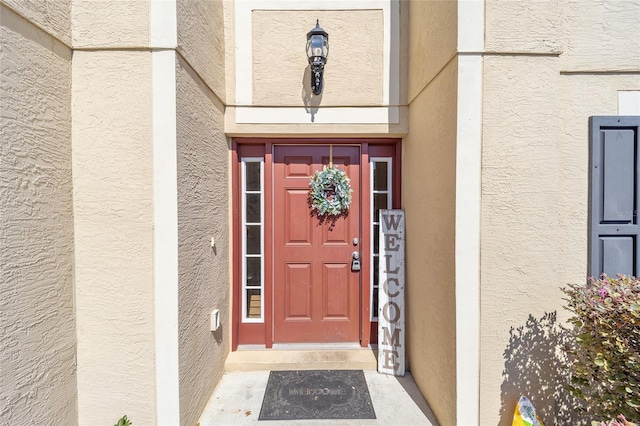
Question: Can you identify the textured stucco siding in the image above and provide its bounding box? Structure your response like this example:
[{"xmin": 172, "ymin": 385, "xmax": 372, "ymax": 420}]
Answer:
[
  {"xmin": 177, "ymin": 0, "xmax": 225, "ymax": 102},
  {"xmin": 72, "ymin": 0, "xmax": 150, "ymax": 48},
  {"xmin": 222, "ymin": 0, "xmax": 235, "ymax": 104},
  {"xmin": 175, "ymin": 3, "xmax": 229, "ymax": 424},
  {"xmin": 480, "ymin": 0, "xmax": 640, "ymax": 423},
  {"xmin": 1, "ymin": 0, "xmax": 71, "ymax": 44},
  {"xmin": 251, "ymin": 10, "xmax": 384, "ymax": 107},
  {"xmin": 485, "ymin": 0, "xmax": 561, "ymax": 53},
  {"xmin": 403, "ymin": 59, "xmax": 458, "ymax": 426},
  {"xmin": 175, "ymin": 55, "xmax": 230, "ymax": 426},
  {"xmin": 407, "ymin": 0, "xmax": 457, "ymax": 102},
  {"xmin": 403, "ymin": 3, "xmax": 458, "ymax": 424},
  {"xmin": 481, "ymin": 56, "xmax": 567, "ymax": 426},
  {"xmin": 0, "ymin": 6, "xmax": 76, "ymax": 425},
  {"xmin": 72, "ymin": 50, "xmax": 156, "ymax": 425},
  {"xmin": 561, "ymin": 0, "xmax": 640, "ymax": 71}
]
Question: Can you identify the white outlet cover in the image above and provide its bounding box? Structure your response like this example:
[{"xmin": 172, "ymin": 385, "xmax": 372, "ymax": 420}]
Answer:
[{"xmin": 211, "ymin": 309, "xmax": 220, "ymax": 331}]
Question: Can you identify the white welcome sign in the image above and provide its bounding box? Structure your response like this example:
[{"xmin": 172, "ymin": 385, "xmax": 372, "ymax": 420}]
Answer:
[{"xmin": 377, "ymin": 209, "xmax": 405, "ymax": 376}]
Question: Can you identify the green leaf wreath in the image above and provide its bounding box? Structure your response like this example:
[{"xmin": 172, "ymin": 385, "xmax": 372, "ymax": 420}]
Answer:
[{"xmin": 308, "ymin": 166, "xmax": 353, "ymax": 217}]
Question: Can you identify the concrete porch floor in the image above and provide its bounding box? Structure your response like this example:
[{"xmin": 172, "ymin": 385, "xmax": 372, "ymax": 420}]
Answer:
[{"xmin": 198, "ymin": 347, "xmax": 439, "ymax": 425}]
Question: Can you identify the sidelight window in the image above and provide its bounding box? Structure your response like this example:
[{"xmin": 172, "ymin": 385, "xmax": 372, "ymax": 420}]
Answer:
[
  {"xmin": 370, "ymin": 158, "xmax": 393, "ymax": 321},
  {"xmin": 241, "ymin": 158, "xmax": 264, "ymax": 322}
]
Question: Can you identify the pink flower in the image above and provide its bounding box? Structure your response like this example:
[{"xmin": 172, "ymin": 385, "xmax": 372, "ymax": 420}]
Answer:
[{"xmin": 598, "ymin": 287, "xmax": 609, "ymax": 299}]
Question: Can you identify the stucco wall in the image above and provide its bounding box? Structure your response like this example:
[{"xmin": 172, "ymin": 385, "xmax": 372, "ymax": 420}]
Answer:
[
  {"xmin": 403, "ymin": 2, "xmax": 458, "ymax": 424},
  {"xmin": 480, "ymin": 0, "xmax": 640, "ymax": 424},
  {"xmin": 481, "ymin": 55, "xmax": 565, "ymax": 425},
  {"xmin": 72, "ymin": 50, "xmax": 156, "ymax": 425},
  {"xmin": 0, "ymin": 5, "xmax": 76, "ymax": 425},
  {"xmin": 175, "ymin": 2, "xmax": 229, "ymax": 424},
  {"xmin": 226, "ymin": 2, "xmax": 404, "ymax": 135},
  {"xmin": 561, "ymin": 0, "xmax": 640, "ymax": 71},
  {"xmin": 407, "ymin": 0, "xmax": 456, "ymax": 102},
  {"xmin": 485, "ymin": 0, "xmax": 560, "ymax": 53},
  {"xmin": 223, "ymin": 0, "xmax": 235, "ymax": 104},
  {"xmin": 2, "ymin": 0, "xmax": 71, "ymax": 44},
  {"xmin": 403, "ymin": 58, "xmax": 458, "ymax": 426},
  {"xmin": 176, "ymin": 55, "xmax": 230, "ymax": 426},
  {"xmin": 72, "ymin": 0, "xmax": 149, "ymax": 48},
  {"xmin": 177, "ymin": 0, "xmax": 225, "ymax": 103},
  {"xmin": 251, "ymin": 10, "xmax": 383, "ymax": 107}
]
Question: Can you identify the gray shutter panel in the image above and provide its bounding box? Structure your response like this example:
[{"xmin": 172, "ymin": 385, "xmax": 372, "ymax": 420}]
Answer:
[{"xmin": 589, "ymin": 116, "xmax": 640, "ymax": 278}]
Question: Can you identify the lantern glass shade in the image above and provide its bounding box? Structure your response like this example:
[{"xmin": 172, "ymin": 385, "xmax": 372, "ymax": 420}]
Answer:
[
  {"xmin": 306, "ymin": 22, "xmax": 329, "ymax": 63},
  {"xmin": 307, "ymin": 34, "xmax": 328, "ymax": 61}
]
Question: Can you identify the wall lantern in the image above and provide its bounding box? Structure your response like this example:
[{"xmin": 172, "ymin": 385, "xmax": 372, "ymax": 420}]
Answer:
[{"xmin": 306, "ymin": 19, "xmax": 329, "ymax": 95}]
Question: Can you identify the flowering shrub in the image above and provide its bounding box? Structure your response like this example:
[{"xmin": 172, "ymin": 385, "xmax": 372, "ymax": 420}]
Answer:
[{"xmin": 563, "ymin": 275, "xmax": 640, "ymax": 421}]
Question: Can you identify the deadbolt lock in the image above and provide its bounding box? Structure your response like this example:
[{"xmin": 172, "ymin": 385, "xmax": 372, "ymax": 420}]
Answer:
[{"xmin": 351, "ymin": 251, "xmax": 361, "ymax": 271}]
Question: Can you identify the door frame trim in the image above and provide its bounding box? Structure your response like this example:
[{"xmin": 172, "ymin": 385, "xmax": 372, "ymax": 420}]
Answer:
[{"xmin": 231, "ymin": 138, "xmax": 401, "ymax": 350}]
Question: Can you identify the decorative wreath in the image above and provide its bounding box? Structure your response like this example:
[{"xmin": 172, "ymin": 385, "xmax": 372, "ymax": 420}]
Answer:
[{"xmin": 308, "ymin": 166, "xmax": 353, "ymax": 217}]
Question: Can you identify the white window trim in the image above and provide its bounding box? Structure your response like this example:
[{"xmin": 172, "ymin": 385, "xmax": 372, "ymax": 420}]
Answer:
[
  {"xmin": 241, "ymin": 157, "xmax": 265, "ymax": 323},
  {"xmin": 370, "ymin": 157, "xmax": 393, "ymax": 321}
]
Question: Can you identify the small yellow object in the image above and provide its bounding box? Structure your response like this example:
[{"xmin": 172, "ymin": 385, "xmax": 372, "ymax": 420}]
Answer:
[{"xmin": 512, "ymin": 396, "xmax": 545, "ymax": 426}]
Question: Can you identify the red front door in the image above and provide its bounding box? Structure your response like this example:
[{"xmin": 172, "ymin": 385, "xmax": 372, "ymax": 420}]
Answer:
[{"xmin": 273, "ymin": 145, "xmax": 361, "ymax": 342}]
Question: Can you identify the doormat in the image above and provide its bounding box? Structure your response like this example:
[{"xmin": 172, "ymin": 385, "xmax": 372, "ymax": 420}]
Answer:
[{"xmin": 258, "ymin": 370, "xmax": 376, "ymax": 421}]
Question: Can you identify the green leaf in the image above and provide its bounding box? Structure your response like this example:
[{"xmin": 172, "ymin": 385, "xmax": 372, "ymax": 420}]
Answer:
[
  {"xmin": 626, "ymin": 399, "xmax": 640, "ymax": 408},
  {"xmin": 115, "ymin": 416, "xmax": 132, "ymax": 426}
]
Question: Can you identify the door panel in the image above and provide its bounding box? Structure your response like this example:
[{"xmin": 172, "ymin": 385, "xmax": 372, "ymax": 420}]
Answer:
[
  {"xmin": 273, "ymin": 145, "xmax": 360, "ymax": 342},
  {"xmin": 284, "ymin": 263, "xmax": 312, "ymax": 318},
  {"xmin": 323, "ymin": 217, "xmax": 349, "ymax": 244},
  {"xmin": 323, "ymin": 264, "xmax": 351, "ymax": 318},
  {"xmin": 285, "ymin": 189, "xmax": 312, "ymax": 244}
]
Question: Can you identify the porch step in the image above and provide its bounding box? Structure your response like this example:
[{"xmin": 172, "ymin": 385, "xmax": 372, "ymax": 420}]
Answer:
[{"xmin": 225, "ymin": 346, "xmax": 378, "ymax": 371}]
